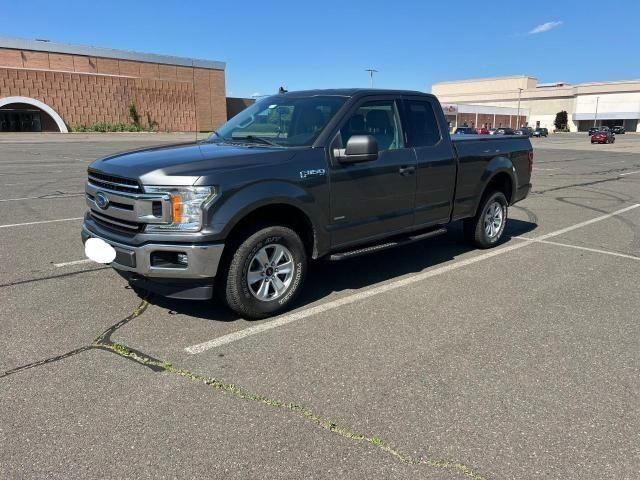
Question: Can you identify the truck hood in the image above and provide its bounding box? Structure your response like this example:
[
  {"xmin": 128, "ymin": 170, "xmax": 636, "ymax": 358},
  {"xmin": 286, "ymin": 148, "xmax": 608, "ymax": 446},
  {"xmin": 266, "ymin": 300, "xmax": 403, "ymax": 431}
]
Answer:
[{"xmin": 89, "ymin": 141, "xmax": 297, "ymax": 186}]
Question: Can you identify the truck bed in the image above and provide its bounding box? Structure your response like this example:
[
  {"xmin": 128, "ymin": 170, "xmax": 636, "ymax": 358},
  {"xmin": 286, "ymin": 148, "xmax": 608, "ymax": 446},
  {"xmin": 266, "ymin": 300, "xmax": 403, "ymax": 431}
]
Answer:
[{"xmin": 450, "ymin": 135, "xmax": 532, "ymax": 220}]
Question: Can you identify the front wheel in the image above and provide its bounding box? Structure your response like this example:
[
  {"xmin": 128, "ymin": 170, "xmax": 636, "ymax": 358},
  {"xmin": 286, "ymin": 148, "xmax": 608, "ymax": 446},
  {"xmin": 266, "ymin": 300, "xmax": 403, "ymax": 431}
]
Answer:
[
  {"xmin": 464, "ymin": 191, "xmax": 508, "ymax": 249},
  {"xmin": 223, "ymin": 226, "xmax": 307, "ymax": 319}
]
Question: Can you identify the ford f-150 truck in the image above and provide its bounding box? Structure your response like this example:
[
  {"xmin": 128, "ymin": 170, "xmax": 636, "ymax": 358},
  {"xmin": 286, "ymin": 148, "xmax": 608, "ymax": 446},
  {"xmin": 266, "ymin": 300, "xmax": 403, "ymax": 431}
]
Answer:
[{"xmin": 82, "ymin": 89, "xmax": 532, "ymax": 318}]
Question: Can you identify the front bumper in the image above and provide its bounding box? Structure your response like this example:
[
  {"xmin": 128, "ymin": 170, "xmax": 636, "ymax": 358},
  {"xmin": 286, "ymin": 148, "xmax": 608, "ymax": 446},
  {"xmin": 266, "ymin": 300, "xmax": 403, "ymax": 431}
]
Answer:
[{"xmin": 81, "ymin": 223, "xmax": 225, "ymax": 299}]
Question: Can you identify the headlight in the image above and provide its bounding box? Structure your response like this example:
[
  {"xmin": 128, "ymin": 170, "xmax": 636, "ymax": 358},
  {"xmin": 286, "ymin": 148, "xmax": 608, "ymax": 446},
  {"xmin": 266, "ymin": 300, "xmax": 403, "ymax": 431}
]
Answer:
[{"xmin": 144, "ymin": 186, "xmax": 216, "ymax": 232}]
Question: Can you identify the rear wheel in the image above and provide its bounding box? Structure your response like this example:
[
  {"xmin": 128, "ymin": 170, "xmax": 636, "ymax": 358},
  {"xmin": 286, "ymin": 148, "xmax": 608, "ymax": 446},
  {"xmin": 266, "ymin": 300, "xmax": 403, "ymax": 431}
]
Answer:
[
  {"xmin": 223, "ymin": 226, "xmax": 307, "ymax": 319},
  {"xmin": 464, "ymin": 191, "xmax": 508, "ymax": 249}
]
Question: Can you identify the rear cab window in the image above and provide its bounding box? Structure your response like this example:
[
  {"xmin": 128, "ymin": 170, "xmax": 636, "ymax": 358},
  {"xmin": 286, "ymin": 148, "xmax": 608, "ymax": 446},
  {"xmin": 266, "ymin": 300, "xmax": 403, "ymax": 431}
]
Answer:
[{"xmin": 404, "ymin": 100, "xmax": 442, "ymax": 147}]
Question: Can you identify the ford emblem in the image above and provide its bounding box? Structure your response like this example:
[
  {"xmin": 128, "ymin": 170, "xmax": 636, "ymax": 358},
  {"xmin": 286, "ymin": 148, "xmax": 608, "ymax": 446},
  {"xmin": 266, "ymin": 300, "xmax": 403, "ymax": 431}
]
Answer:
[{"xmin": 95, "ymin": 192, "xmax": 110, "ymax": 210}]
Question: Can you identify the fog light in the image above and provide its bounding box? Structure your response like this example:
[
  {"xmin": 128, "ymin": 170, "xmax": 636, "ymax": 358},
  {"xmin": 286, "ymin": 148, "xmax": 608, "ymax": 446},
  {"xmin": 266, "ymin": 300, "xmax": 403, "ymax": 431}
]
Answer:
[{"xmin": 177, "ymin": 253, "xmax": 188, "ymax": 266}]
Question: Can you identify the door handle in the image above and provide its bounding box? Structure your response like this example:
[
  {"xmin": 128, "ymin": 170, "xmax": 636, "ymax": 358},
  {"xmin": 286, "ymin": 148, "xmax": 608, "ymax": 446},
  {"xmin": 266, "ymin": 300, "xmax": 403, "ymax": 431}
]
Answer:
[{"xmin": 399, "ymin": 166, "xmax": 415, "ymax": 176}]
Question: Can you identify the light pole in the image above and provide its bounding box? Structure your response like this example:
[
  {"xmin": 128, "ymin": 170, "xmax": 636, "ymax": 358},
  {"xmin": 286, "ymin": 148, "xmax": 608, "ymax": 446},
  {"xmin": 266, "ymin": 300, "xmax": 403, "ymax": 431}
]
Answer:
[
  {"xmin": 365, "ymin": 68, "xmax": 378, "ymax": 88},
  {"xmin": 594, "ymin": 96, "xmax": 600, "ymax": 128},
  {"xmin": 517, "ymin": 88, "xmax": 523, "ymax": 128}
]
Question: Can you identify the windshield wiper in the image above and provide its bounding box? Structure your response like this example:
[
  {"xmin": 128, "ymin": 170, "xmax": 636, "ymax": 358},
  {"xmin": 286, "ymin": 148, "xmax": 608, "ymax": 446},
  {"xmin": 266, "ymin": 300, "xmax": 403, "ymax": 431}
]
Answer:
[{"xmin": 233, "ymin": 135, "xmax": 280, "ymax": 146}]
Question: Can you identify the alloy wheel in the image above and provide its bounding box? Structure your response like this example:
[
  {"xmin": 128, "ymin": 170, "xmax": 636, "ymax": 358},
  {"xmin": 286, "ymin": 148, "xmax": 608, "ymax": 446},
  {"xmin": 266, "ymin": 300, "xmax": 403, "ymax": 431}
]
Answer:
[
  {"xmin": 247, "ymin": 244, "xmax": 295, "ymax": 301},
  {"xmin": 484, "ymin": 201, "xmax": 504, "ymax": 239}
]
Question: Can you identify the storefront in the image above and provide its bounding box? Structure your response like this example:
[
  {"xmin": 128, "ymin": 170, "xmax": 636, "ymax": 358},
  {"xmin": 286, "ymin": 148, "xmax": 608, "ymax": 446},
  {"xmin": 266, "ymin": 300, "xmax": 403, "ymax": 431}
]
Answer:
[
  {"xmin": 439, "ymin": 102, "xmax": 527, "ymax": 132},
  {"xmin": 573, "ymin": 93, "xmax": 640, "ymax": 132},
  {"xmin": 433, "ymin": 75, "xmax": 640, "ymax": 133}
]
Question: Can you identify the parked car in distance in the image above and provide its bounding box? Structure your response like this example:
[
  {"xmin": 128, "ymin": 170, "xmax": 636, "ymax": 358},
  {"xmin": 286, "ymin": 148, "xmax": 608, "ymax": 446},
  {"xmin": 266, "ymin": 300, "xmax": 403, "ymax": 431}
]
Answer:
[
  {"xmin": 611, "ymin": 125, "xmax": 626, "ymax": 134},
  {"xmin": 494, "ymin": 127, "xmax": 516, "ymax": 135},
  {"xmin": 588, "ymin": 126, "xmax": 609, "ymax": 136},
  {"xmin": 591, "ymin": 130, "xmax": 615, "ymax": 144},
  {"xmin": 475, "ymin": 127, "xmax": 490, "ymax": 135},
  {"xmin": 454, "ymin": 127, "xmax": 477, "ymax": 135},
  {"xmin": 532, "ymin": 127, "xmax": 548, "ymax": 137},
  {"xmin": 515, "ymin": 128, "xmax": 532, "ymax": 137},
  {"xmin": 489, "ymin": 128, "xmax": 497, "ymax": 135}
]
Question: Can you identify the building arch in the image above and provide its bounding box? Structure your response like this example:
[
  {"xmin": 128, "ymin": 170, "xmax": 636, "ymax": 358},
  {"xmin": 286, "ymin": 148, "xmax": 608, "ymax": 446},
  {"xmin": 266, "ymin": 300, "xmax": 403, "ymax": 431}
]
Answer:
[{"xmin": 0, "ymin": 96, "xmax": 68, "ymax": 133}]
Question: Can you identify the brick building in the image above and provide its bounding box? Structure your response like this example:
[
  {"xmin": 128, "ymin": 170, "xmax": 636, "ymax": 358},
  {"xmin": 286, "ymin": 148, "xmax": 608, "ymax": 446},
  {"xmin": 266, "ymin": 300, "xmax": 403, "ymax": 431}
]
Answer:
[{"xmin": 0, "ymin": 37, "xmax": 226, "ymax": 132}]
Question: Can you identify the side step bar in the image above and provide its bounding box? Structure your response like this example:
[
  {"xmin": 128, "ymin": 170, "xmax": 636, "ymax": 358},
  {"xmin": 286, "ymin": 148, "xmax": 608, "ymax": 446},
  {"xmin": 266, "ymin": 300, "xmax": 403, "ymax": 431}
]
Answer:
[{"xmin": 329, "ymin": 227, "xmax": 447, "ymax": 261}]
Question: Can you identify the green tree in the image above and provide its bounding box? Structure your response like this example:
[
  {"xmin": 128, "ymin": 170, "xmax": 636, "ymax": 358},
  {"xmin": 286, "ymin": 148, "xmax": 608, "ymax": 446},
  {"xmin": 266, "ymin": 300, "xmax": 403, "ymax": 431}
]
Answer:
[{"xmin": 554, "ymin": 111, "xmax": 568, "ymax": 130}]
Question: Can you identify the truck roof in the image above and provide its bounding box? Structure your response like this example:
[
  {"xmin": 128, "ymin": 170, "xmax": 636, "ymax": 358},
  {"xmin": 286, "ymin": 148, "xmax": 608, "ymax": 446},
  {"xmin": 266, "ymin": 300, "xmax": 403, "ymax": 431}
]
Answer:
[{"xmin": 278, "ymin": 88, "xmax": 434, "ymax": 99}]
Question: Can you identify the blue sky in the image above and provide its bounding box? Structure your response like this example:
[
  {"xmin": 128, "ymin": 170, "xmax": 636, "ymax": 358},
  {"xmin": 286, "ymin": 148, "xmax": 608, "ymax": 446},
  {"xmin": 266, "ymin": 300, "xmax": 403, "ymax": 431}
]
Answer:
[{"xmin": 3, "ymin": 0, "xmax": 639, "ymax": 98}]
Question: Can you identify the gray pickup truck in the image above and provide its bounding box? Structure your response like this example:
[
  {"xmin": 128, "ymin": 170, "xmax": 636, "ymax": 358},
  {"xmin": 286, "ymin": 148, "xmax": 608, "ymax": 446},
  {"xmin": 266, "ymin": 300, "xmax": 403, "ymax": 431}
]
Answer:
[{"xmin": 82, "ymin": 89, "xmax": 532, "ymax": 318}]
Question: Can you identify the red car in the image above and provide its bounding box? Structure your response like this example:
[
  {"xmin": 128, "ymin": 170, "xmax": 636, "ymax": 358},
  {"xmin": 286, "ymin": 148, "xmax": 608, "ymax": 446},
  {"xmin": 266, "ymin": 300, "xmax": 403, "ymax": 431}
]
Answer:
[
  {"xmin": 476, "ymin": 127, "xmax": 490, "ymax": 134},
  {"xmin": 591, "ymin": 130, "xmax": 615, "ymax": 144}
]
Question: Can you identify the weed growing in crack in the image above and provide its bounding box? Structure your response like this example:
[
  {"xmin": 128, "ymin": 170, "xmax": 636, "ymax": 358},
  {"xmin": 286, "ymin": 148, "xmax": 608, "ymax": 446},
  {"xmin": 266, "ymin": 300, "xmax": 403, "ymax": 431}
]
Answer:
[
  {"xmin": 2, "ymin": 299, "xmax": 490, "ymax": 480},
  {"xmin": 110, "ymin": 343, "xmax": 131, "ymax": 356},
  {"xmin": 101, "ymin": 337, "xmax": 489, "ymax": 479}
]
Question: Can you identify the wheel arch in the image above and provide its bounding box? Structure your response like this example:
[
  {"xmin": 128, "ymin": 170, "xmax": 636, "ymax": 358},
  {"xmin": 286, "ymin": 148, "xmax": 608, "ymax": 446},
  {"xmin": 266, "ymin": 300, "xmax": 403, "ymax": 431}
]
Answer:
[
  {"xmin": 208, "ymin": 179, "xmax": 331, "ymax": 260},
  {"xmin": 472, "ymin": 157, "xmax": 517, "ymax": 216},
  {"xmin": 220, "ymin": 201, "xmax": 321, "ymax": 262}
]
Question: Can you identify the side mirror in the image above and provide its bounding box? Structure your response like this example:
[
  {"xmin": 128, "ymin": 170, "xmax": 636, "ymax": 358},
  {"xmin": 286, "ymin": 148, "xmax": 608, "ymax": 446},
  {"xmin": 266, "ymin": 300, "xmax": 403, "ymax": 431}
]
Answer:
[{"xmin": 335, "ymin": 135, "xmax": 379, "ymax": 163}]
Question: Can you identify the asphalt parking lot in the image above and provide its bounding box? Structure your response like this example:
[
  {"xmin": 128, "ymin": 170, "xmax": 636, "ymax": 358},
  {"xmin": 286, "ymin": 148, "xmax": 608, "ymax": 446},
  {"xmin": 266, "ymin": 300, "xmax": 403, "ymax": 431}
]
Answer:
[{"xmin": 1, "ymin": 132, "xmax": 639, "ymax": 479}]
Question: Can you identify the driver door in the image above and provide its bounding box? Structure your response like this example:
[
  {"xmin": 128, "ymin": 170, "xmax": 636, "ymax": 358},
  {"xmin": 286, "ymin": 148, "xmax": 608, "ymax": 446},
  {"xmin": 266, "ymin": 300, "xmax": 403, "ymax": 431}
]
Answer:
[{"xmin": 328, "ymin": 98, "xmax": 417, "ymax": 247}]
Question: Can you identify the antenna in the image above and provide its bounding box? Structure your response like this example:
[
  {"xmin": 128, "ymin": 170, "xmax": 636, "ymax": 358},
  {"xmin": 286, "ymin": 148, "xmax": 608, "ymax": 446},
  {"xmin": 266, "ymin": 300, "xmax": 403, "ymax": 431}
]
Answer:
[{"xmin": 365, "ymin": 68, "xmax": 378, "ymax": 88}]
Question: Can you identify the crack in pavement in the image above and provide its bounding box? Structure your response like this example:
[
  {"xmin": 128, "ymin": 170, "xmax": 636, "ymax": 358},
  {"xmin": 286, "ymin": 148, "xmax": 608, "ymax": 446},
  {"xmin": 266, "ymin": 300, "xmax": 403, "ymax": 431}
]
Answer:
[
  {"xmin": 0, "ymin": 299, "xmax": 150, "ymax": 378},
  {"xmin": 532, "ymin": 175, "xmax": 627, "ymax": 195},
  {"xmin": 0, "ymin": 267, "xmax": 110, "ymax": 289},
  {"xmin": 1, "ymin": 299, "xmax": 490, "ymax": 479}
]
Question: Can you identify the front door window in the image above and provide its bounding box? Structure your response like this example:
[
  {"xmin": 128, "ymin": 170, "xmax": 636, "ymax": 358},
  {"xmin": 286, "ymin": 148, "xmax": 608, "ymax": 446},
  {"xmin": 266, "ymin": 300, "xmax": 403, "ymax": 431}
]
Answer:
[{"xmin": 340, "ymin": 100, "xmax": 404, "ymax": 151}]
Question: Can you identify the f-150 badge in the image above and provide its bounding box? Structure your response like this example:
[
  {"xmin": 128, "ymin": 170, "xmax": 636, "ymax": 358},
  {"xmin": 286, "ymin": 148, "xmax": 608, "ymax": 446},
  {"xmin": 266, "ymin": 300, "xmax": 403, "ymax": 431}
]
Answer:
[{"xmin": 299, "ymin": 169, "xmax": 326, "ymax": 179}]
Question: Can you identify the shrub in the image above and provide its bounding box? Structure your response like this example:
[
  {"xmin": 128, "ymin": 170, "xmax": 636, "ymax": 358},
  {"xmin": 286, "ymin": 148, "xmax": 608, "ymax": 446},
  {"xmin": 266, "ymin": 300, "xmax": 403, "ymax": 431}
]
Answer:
[
  {"xmin": 128, "ymin": 104, "xmax": 141, "ymax": 128},
  {"xmin": 70, "ymin": 122, "xmax": 145, "ymax": 133},
  {"xmin": 554, "ymin": 111, "xmax": 568, "ymax": 130},
  {"xmin": 145, "ymin": 112, "xmax": 159, "ymax": 131},
  {"xmin": 69, "ymin": 104, "xmax": 158, "ymax": 133}
]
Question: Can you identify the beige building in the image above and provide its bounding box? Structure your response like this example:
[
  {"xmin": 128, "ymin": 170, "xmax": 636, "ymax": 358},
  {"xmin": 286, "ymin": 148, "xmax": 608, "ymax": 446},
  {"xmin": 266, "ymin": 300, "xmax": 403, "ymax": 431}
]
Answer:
[{"xmin": 432, "ymin": 75, "xmax": 640, "ymax": 133}]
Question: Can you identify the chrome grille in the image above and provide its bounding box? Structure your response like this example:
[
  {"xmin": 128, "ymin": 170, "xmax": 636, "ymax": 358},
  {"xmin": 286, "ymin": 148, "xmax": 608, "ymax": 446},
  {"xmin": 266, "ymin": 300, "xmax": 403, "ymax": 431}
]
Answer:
[
  {"xmin": 86, "ymin": 193, "xmax": 133, "ymax": 211},
  {"xmin": 86, "ymin": 170, "xmax": 173, "ymax": 232},
  {"xmin": 87, "ymin": 170, "xmax": 141, "ymax": 194},
  {"xmin": 90, "ymin": 211, "xmax": 143, "ymax": 233}
]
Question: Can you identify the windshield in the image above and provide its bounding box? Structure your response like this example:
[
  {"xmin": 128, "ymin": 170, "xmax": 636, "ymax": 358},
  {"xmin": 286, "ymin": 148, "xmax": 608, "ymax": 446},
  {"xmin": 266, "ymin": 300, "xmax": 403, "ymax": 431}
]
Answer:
[{"xmin": 209, "ymin": 95, "xmax": 347, "ymax": 147}]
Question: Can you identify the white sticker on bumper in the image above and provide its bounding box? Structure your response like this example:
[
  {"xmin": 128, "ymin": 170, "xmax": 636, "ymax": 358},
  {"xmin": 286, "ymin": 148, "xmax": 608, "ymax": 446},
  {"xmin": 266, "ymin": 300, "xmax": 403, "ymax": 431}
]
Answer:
[{"xmin": 85, "ymin": 237, "xmax": 117, "ymax": 264}]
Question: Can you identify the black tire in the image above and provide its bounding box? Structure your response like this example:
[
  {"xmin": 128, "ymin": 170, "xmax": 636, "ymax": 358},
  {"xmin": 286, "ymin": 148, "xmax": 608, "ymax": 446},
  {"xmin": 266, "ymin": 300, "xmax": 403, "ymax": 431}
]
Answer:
[
  {"xmin": 223, "ymin": 226, "xmax": 307, "ymax": 319},
  {"xmin": 463, "ymin": 191, "xmax": 508, "ymax": 249}
]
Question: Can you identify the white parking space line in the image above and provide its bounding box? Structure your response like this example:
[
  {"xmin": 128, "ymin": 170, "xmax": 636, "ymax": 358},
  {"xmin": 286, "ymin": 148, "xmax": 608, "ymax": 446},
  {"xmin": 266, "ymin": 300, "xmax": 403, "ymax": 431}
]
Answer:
[
  {"xmin": 531, "ymin": 204, "xmax": 639, "ymax": 241},
  {"xmin": 184, "ymin": 203, "xmax": 640, "ymax": 355},
  {"xmin": 515, "ymin": 237, "xmax": 640, "ymax": 262},
  {"xmin": 0, "ymin": 217, "xmax": 83, "ymax": 229},
  {"xmin": 593, "ymin": 160, "xmax": 628, "ymax": 166},
  {"xmin": 0, "ymin": 196, "xmax": 44, "ymax": 202},
  {"xmin": 619, "ymin": 170, "xmax": 640, "ymax": 177},
  {"xmin": 0, "ymin": 194, "xmax": 84, "ymax": 202},
  {"xmin": 53, "ymin": 258, "xmax": 92, "ymax": 268}
]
